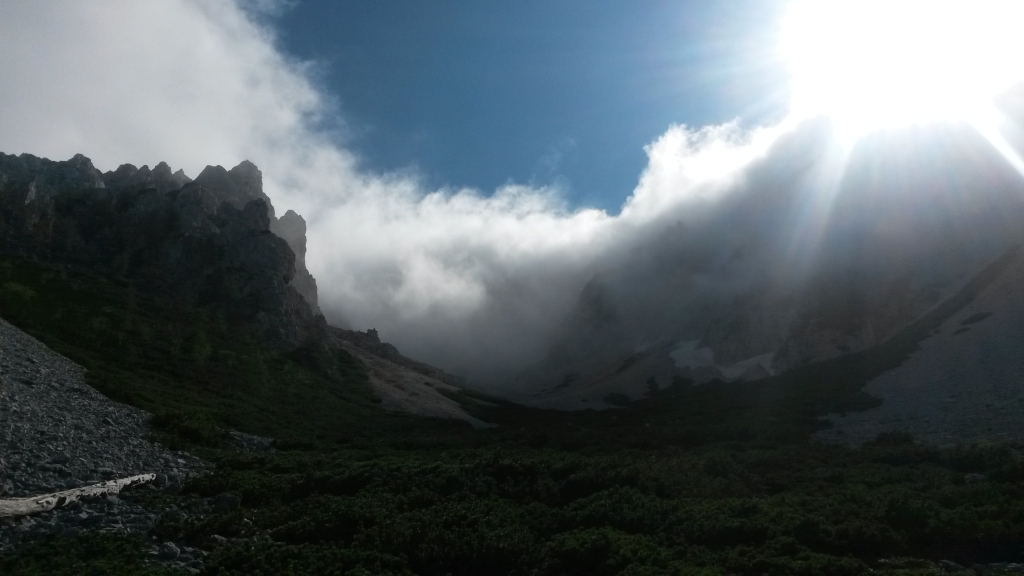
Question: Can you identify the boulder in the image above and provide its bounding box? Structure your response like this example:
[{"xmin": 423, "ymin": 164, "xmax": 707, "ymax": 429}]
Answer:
[
  {"xmin": 212, "ymin": 493, "xmax": 241, "ymax": 513},
  {"xmin": 158, "ymin": 541, "xmax": 180, "ymax": 560}
]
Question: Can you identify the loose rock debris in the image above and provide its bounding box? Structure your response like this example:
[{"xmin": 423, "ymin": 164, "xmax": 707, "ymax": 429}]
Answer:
[{"xmin": 0, "ymin": 317, "xmax": 209, "ymax": 571}]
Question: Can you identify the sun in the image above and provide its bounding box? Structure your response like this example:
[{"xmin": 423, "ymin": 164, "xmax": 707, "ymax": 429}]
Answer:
[{"xmin": 779, "ymin": 0, "xmax": 1024, "ymax": 141}]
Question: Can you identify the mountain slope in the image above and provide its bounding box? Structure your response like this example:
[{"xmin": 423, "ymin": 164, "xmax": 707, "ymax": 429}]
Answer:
[
  {"xmin": 512, "ymin": 120, "xmax": 1024, "ymax": 409},
  {"xmin": 818, "ymin": 244, "xmax": 1024, "ymax": 445}
]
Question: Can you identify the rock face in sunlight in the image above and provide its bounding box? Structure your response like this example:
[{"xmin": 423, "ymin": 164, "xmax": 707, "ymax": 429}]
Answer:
[{"xmin": 512, "ymin": 121, "xmax": 1024, "ymax": 410}]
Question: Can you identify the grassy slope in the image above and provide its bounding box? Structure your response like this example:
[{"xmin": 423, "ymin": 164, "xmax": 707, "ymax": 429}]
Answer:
[{"xmin": 2, "ymin": 253, "xmax": 1024, "ymax": 575}]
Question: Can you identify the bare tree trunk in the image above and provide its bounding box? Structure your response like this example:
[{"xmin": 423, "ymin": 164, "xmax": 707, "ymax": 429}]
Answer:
[{"xmin": 0, "ymin": 473, "xmax": 155, "ymax": 518}]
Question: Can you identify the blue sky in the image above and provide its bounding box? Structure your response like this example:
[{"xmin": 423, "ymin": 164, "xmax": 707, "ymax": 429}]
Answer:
[{"xmin": 275, "ymin": 0, "xmax": 791, "ymax": 211}]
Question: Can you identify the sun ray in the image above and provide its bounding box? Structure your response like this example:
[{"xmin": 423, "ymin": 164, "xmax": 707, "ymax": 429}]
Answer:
[{"xmin": 969, "ymin": 103, "xmax": 1024, "ymax": 179}]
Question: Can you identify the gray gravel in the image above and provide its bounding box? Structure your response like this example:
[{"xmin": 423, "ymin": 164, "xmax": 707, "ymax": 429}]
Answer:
[
  {"xmin": 816, "ymin": 250, "xmax": 1024, "ymax": 447},
  {"xmin": 0, "ymin": 316, "xmax": 210, "ymax": 571}
]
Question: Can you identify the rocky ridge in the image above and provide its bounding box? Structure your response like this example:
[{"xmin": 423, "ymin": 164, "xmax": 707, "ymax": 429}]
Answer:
[
  {"xmin": 0, "ymin": 152, "xmax": 322, "ymax": 350},
  {"xmin": 0, "ymin": 152, "xmax": 477, "ymax": 422},
  {"xmin": 0, "ymin": 151, "xmax": 483, "ymax": 569}
]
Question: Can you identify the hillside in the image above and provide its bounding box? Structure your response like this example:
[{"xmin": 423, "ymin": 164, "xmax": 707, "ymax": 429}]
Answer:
[{"xmin": 818, "ymin": 244, "xmax": 1024, "ymax": 445}]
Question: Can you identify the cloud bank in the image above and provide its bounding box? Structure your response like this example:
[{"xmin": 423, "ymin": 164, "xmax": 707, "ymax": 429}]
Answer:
[{"xmin": 8, "ymin": 1, "xmax": 1016, "ymax": 386}]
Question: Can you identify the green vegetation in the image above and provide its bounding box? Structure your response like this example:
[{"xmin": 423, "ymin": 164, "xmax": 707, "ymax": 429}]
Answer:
[
  {"xmin": 146, "ymin": 442, "xmax": 1019, "ymax": 576},
  {"xmin": 2, "ymin": 253, "xmax": 1024, "ymax": 575},
  {"xmin": 0, "ymin": 532, "xmax": 182, "ymax": 575}
]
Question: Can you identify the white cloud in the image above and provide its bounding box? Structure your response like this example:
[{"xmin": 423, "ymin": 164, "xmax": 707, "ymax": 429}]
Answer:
[
  {"xmin": 0, "ymin": 0, "xmax": 322, "ymax": 177},
  {"xmin": 623, "ymin": 121, "xmax": 785, "ymax": 223},
  {"xmin": 0, "ymin": 0, "xmax": 783, "ymax": 382}
]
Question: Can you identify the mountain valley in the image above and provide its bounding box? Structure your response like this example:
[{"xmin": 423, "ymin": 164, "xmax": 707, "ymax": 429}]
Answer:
[{"xmin": 2, "ymin": 151, "xmax": 1024, "ymax": 575}]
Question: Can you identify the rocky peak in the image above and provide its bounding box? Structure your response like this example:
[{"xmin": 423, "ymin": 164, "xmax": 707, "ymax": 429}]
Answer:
[
  {"xmin": 152, "ymin": 162, "xmax": 172, "ymax": 179},
  {"xmin": 103, "ymin": 161, "xmax": 191, "ymax": 193},
  {"xmin": 153, "ymin": 162, "xmax": 192, "ymax": 189},
  {"xmin": 0, "ymin": 153, "xmax": 106, "ymax": 201},
  {"xmin": 49, "ymin": 153, "xmax": 105, "ymax": 190},
  {"xmin": 67, "ymin": 154, "xmax": 105, "ymax": 186},
  {"xmin": 103, "ymin": 163, "xmax": 139, "ymax": 188},
  {"xmin": 228, "ymin": 160, "xmax": 262, "ymax": 194},
  {"xmin": 269, "ymin": 210, "xmax": 320, "ymax": 315},
  {"xmin": 194, "ymin": 161, "xmax": 273, "ymax": 217},
  {"xmin": 575, "ymin": 275, "xmax": 617, "ymax": 328},
  {"xmin": 270, "ymin": 210, "xmax": 307, "ymax": 266}
]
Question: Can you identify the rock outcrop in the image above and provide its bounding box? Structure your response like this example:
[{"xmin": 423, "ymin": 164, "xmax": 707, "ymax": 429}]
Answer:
[
  {"xmin": 270, "ymin": 210, "xmax": 320, "ymax": 315},
  {"xmin": 0, "ymin": 151, "xmax": 476, "ymax": 423},
  {"xmin": 102, "ymin": 161, "xmax": 191, "ymax": 192},
  {"xmin": 331, "ymin": 327, "xmax": 462, "ymax": 387},
  {"xmin": 327, "ymin": 327, "xmax": 482, "ymax": 425},
  {"xmin": 0, "ymin": 152, "xmax": 322, "ymax": 350},
  {"xmin": 192, "ymin": 161, "xmax": 273, "ymax": 216},
  {"xmin": 0, "ymin": 153, "xmax": 106, "ymax": 205}
]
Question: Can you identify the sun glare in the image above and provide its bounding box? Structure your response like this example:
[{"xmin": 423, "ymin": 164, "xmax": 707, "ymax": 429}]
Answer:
[{"xmin": 780, "ymin": 0, "xmax": 1024, "ymax": 141}]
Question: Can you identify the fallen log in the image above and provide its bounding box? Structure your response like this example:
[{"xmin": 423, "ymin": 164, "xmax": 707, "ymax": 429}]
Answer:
[{"xmin": 0, "ymin": 473, "xmax": 155, "ymax": 518}]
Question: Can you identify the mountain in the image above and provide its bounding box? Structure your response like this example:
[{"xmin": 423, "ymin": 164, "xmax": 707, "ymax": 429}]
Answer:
[
  {"xmin": 511, "ymin": 119, "xmax": 1024, "ymax": 410},
  {"xmin": 0, "ymin": 152, "xmax": 318, "ymax": 348},
  {"xmin": 0, "ymin": 151, "xmax": 476, "ymax": 424},
  {"xmin": 6, "ymin": 154, "xmax": 1024, "ymax": 576}
]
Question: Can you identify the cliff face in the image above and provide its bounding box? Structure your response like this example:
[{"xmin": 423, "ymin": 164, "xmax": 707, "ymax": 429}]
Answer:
[
  {"xmin": 269, "ymin": 210, "xmax": 320, "ymax": 315},
  {"xmin": 0, "ymin": 152, "xmax": 322, "ymax": 350}
]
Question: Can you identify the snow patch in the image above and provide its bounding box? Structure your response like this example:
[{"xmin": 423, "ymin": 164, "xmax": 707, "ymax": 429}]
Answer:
[{"xmin": 670, "ymin": 340, "xmax": 775, "ymax": 381}]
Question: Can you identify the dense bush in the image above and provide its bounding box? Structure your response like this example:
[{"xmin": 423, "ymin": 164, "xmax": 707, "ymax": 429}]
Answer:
[
  {"xmin": 139, "ymin": 444, "xmax": 1024, "ymax": 575},
  {"xmin": 0, "ymin": 533, "xmax": 181, "ymax": 575}
]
